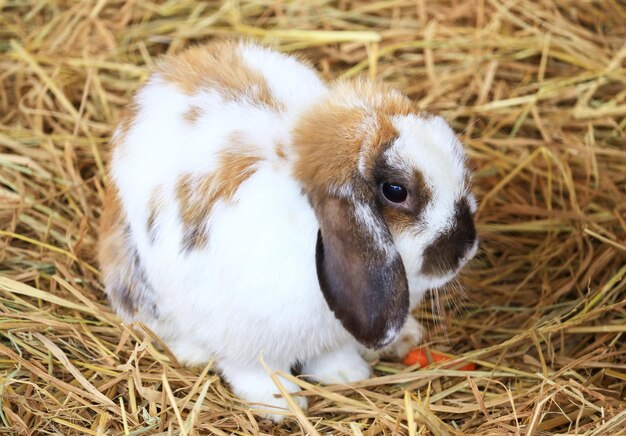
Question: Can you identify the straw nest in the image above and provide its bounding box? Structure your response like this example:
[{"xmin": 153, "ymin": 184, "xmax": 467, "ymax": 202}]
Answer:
[{"xmin": 1, "ymin": 1, "xmax": 625, "ymax": 434}]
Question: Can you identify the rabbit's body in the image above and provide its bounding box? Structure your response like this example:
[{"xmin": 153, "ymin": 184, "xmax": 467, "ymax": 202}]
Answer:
[
  {"xmin": 100, "ymin": 40, "xmax": 478, "ymax": 421},
  {"xmin": 103, "ymin": 43, "xmax": 344, "ymax": 364}
]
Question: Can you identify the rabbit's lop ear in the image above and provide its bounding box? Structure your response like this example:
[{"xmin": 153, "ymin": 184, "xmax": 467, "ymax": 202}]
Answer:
[{"xmin": 315, "ymin": 197, "xmax": 409, "ymax": 349}]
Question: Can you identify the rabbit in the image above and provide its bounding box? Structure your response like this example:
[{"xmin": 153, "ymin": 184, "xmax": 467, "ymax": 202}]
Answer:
[{"xmin": 98, "ymin": 39, "xmax": 478, "ymax": 422}]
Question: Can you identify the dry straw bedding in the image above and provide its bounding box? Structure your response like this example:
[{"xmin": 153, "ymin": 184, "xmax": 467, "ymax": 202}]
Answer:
[{"xmin": 1, "ymin": 0, "xmax": 625, "ymax": 434}]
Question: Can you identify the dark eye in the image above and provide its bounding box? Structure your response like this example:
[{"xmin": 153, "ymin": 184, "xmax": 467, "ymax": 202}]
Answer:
[{"xmin": 381, "ymin": 182, "xmax": 407, "ymax": 203}]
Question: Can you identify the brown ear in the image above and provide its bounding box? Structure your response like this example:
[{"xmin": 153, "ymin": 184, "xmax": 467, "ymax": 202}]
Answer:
[{"xmin": 314, "ymin": 197, "xmax": 409, "ymax": 349}]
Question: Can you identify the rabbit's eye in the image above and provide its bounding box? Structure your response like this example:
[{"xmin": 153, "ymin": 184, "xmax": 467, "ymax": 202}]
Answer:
[{"xmin": 381, "ymin": 182, "xmax": 407, "ymax": 203}]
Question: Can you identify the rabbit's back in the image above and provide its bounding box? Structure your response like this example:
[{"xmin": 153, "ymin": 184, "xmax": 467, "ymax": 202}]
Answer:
[{"xmin": 111, "ymin": 41, "xmax": 327, "ymax": 224}]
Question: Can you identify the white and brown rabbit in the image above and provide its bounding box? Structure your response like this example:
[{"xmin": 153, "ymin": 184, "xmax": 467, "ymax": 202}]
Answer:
[{"xmin": 99, "ymin": 40, "xmax": 478, "ymax": 421}]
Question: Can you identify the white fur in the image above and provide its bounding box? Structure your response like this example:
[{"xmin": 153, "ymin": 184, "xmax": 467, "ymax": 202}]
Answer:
[
  {"xmin": 106, "ymin": 42, "xmax": 476, "ymax": 422},
  {"xmin": 302, "ymin": 342, "xmax": 371, "ymax": 384},
  {"xmin": 238, "ymin": 43, "xmax": 328, "ymax": 118},
  {"xmin": 468, "ymin": 193, "xmax": 478, "ymax": 214},
  {"xmin": 388, "ymin": 115, "xmax": 468, "ymax": 245},
  {"xmin": 220, "ymin": 359, "xmax": 307, "ymax": 422}
]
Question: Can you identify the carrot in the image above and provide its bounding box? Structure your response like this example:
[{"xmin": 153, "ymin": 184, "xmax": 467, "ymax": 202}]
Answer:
[{"xmin": 402, "ymin": 347, "xmax": 476, "ymax": 371}]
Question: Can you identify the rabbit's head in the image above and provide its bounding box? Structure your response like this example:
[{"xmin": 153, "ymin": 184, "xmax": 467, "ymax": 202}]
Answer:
[{"xmin": 294, "ymin": 80, "xmax": 478, "ymax": 349}]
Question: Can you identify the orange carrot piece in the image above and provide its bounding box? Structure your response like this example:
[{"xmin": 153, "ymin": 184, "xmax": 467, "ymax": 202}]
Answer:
[{"xmin": 402, "ymin": 347, "xmax": 476, "ymax": 371}]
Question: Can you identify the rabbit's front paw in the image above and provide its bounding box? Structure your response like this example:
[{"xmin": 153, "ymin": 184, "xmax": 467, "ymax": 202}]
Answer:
[
  {"xmin": 303, "ymin": 344, "xmax": 371, "ymax": 385},
  {"xmin": 362, "ymin": 316, "xmax": 423, "ymax": 363},
  {"xmin": 222, "ymin": 363, "xmax": 307, "ymax": 423},
  {"xmin": 380, "ymin": 315, "xmax": 423, "ymax": 359}
]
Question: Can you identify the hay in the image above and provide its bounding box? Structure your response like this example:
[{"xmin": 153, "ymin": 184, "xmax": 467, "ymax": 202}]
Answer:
[{"xmin": 1, "ymin": 0, "xmax": 625, "ymax": 434}]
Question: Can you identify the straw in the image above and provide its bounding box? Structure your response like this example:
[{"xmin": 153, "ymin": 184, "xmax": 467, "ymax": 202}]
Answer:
[{"xmin": 1, "ymin": 0, "xmax": 625, "ymax": 434}]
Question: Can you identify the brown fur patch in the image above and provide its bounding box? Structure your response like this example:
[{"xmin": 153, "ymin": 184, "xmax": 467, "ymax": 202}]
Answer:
[
  {"xmin": 374, "ymin": 113, "xmax": 401, "ymax": 146},
  {"xmin": 359, "ymin": 113, "xmax": 400, "ymax": 179},
  {"xmin": 377, "ymin": 94, "xmax": 418, "ymax": 117},
  {"xmin": 146, "ymin": 186, "xmax": 164, "ymax": 243},
  {"xmin": 98, "ymin": 186, "xmax": 157, "ymax": 318},
  {"xmin": 275, "ymin": 142, "xmax": 287, "ymax": 160},
  {"xmin": 182, "ymin": 106, "xmax": 202, "ymax": 124},
  {"xmin": 100, "ymin": 185, "xmax": 122, "ymax": 237},
  {"xmin": 156, "ymin": 41, "xmax": 282, "ymax": 111},
  {"xmin": 293, "ymin": 105, "xmax": 370, "ymax": 196},
  {"xmin": 176, "ymin": 134, "xmax": 262, "ymax": 252},
  {"xmin": 410, "ymin": 169, "xmax": 431, "ymax": 213}
]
